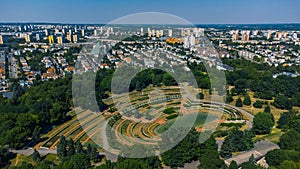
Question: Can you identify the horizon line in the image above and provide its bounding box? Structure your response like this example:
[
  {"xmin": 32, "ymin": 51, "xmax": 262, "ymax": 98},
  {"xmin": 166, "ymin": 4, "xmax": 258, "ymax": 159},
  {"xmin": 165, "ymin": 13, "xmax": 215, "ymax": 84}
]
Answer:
[{"xmin": 0, "ymin": 22, "xmax": 300, "ymax": 25}]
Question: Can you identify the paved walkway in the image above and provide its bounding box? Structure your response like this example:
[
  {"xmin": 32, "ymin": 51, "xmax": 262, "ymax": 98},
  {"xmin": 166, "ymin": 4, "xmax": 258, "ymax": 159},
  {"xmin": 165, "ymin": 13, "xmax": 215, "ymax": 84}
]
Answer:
[
  {"xmin": 224, "ymin": 140, "xmax": 279, "ymax": 166},
  {"xmin": 9, "ymin": 147, "xmax": 57, "ymax": 156}
]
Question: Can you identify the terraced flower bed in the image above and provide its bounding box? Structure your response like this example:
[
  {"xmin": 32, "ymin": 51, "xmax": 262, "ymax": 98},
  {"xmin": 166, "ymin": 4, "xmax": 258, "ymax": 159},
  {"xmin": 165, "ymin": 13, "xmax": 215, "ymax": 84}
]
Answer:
[{"xmin": 36, "ymin": 86, "xmax": 249, "ymax": 152}]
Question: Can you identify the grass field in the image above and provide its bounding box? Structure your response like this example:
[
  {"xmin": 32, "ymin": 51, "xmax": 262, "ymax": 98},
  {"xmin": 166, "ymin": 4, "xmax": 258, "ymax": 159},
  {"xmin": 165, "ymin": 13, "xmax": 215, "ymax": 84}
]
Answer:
[
  {"xmin": 10, "ymin": 153, "xmax": 60, "ymax": 167},
  {"xmin": 230, "ymin": 91, "xmax": 297, "ymax": 122},
  {"xmin": 10, "ymin": 154, "xmax": 34, "ymax": 167},
  {"xmin": 253, "ymin": 128, "xmax": 283, "ymax": 144},
  {"xmin": 155, "ymin": 112, "xmax": 219, "ymax": 134}
]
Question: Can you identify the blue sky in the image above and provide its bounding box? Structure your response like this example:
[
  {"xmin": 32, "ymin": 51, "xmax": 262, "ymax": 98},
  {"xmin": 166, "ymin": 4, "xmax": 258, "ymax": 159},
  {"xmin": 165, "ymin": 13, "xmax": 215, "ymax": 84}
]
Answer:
[{"xmin": 0, "ymin": 0, "xmax": 299, "ymax": 24}]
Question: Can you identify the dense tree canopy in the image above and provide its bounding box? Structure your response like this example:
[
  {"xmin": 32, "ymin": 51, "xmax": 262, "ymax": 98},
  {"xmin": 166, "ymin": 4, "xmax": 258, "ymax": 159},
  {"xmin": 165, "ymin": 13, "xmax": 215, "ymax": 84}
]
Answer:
[
  {"xmin": 224, "ymin": 59, "xmax": 300, "ymax": 106},
  {"xmin": 0, "ymin": 75, "xmax": 73, "ymax": 149},
  {"xmin": 253, "ymin": 112, "xmax": 274, "ymax": 134},
  {"xmin": 198, "ymin": 149, "xmax": 227, "ymax": 169},
  {"xmin": 265, "ymin": 149, "xmax": 300, "ymax": 168},
  {"xmin": 161, "ymin": 129, "xmax": 201, "ymax": 168},
  {"xmin": 279, "ymin": 160, "xmax": 300, "ymax": 169},
  {"xmin": 221, "ymin": 129, "xmax": 254, "ymax": 157},
  {"xmin": 279, "ymin": 130, "xmax": 300, "ymax": 151},
  {"xmin": 277, "ymin": 110, "xmax": 300, "ymax": 132}
]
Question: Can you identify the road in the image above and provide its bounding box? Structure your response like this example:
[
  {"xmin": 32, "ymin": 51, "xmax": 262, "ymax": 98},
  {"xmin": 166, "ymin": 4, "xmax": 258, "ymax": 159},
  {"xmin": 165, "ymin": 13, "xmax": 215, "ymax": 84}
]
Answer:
[{"xmin": 8, "ymin": 56, "xmax": 18, "ymax": 79}]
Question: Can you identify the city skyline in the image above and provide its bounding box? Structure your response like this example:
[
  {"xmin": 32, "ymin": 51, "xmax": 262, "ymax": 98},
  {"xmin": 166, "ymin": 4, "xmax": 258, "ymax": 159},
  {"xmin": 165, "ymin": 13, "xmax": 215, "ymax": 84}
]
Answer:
[{"xmin": 0, "ymin": 0, "xmax": 300, "ymax": 24}]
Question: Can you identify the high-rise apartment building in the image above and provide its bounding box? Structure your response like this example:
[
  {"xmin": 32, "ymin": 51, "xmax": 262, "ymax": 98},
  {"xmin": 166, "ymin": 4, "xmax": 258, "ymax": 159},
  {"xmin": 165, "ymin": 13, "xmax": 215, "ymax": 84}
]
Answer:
[
  {"xmin": 242, "ymin": 34, "xmax": 250, "ymax": 41},
  {"xmin": 48, "ymin": 35, "xmax": 54, "ymax": 44},
  {"xmin": 57, "ymin": 36, "xmax": 64, "ymax": 44},
  {"xmin": 25, "ymin": 34, "xmax": 31, "ymax": 43},
  {"xmin": 232, "ymin": 33, "xmax": 239, "ymax": 41},
  {"xmin": 81, "ymin": 29, "xmax": 85, "ymax": 37},
  {"xmin": 0, "ymin": 35, "xmax": 3, "ymax": 44},
  {"xmin": 168, "ymin": 29, "xmax": 172, "ymax": 37},
  {"xmin": 73, "ymin": 35, "xmax": 78, "ymax": 43},
  {"xmin": 67, "ymin": 33, "xmax": 72, "ymax": 42}
]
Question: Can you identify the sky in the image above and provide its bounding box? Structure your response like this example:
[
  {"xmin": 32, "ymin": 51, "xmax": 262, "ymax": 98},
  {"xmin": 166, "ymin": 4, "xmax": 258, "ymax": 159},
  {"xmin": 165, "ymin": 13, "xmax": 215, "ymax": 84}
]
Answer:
[{"xmin": 0, "ymin": 0, "xmax": 299, "ymax": 24}]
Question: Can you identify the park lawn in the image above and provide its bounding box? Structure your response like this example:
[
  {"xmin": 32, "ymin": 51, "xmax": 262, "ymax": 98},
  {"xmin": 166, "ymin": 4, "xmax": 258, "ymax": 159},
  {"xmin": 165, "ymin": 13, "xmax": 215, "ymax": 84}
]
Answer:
[
  {"xmin": 192, "ymin": 87, "xmax": 278, "ymax": 121},
  {"xmin": 11, "ymin": 153, "xmax": 60, "ymax": 166},
  {"xmin": 230, "ymin": 91, "xmax": 290, "ymax": 122},
  {"xmin": 155, "ymin": 118, "xmax": 175, "ymax": 134},
  {"xmin": 156, "ymin": 112, "xmax": 218, "ymax": 134},
  {"xmin": 253, "ymin": 128, "xmax": 283, "ymax": 144},
  {"xmin": 239, "ymin": 124, "xmax": 249, "ymax": 131},
  {"xmin": 230, "ymin": 96, "xmax": 300, "ymax": 124},
  {"xmin": 215, "ymin": 137, "xmax": 226, "ymax": 141},
  {"xmin": 10, "ymin": 154, "xmax": 34, "ymax": 167},
  {"xmin": 193, "ymin": 87, "xmax": 223, "ymax": 102},
  {"xmin": 44, "ymin": 153, "xmax": 60, "ymax": 165},
  {"xmin": 231, "ymin": 94, "xmax": 265, "ymax": 115},
  {"xmin": 67, "ymin": 111, "xmax": 77, "ymax": 116},
  {"xmin": 160, "ymin": 86, "xmax": 180, "ymax": 93}
]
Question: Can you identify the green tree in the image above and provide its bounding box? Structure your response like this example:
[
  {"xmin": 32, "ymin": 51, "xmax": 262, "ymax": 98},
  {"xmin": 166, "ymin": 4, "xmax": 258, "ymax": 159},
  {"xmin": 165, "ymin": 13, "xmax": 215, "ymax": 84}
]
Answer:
[
  {"xmin": 253, "ymin": 112, "xmax": 274, "ymax": 134},
  {"xmin": 162, "ymin": 73, "xmax": 177, "ymax": 86},
  {"xmin": 198, "ymin": 149, "xmax": 227, "ymax": 169},
  {"xmin": 134, "ymin": 110, "xmax": 141, "ymax": 119},
  {"xmin": 50, "ymin": 103, "xmax": 67, "ymax": 123},
  {"xmin": 57, "ymin": 136, "xmax": 67, "ymax": 159},
  {"xmin": 226, "ymin": 94, "xmax": 234, "ymax": 103},
  {"xmin": 115, "ymin": 158, "xmax": 153, "ymax": 169},
  {"xmin": 273, "ymin": 95, "xmax": 292, "ymax": 110},
  {"xmin": 277, "ymin": 109, "xmax": 297, "ymax": 129},
  {"xmin": 200, "ymin": 136, "xmax": 218, "ymax": 151},
  {"xmin": 67, "ymin": 139, "xmax": 75, "ymax": 157},
  {"xmin": 16, "ymin": 113, "xmax": 35, "ymax": 129},
  {"xmin": 68, "ymin": 153, "xmax": 91, "ymax": 169},
  {"xmin": 196, "ymin": 93, "xmax": 204, "ymax": 100},
  {"xmin": 161, "ymin": 128, "xmax": 201, "ymax": 168},
  {"xmin": 35, "ymin": 160, "xmax": 53, "ymax": 169},
  {"xmin": 152, "ymin": 74, "xmax": 162, "ymax": 86},
  {"xmin": 288, "ymin": 116, "xmax": 300, "ymax": 133},
  {"xmin": 95, "ymin": 160, "xmax": 115, "ymax": 169},
  {"xmin": 234, "ymin": 79, "xmax": 248, "ymax": 95},
  {"xmin": 228, "ymin": 160, "xmax": 238, "ymax": 169},
  {"xmin": 264, "ymin": 105, "xmax": 271, "ymax": 113},
  {"xmin": 221, "ymin": 129, "xmax": 253, "ymax": 157},
  {"xmin": 243, "ymin": 94, "xmax": 251, "ymax": 106},
  {"xmin": 32, "ymin": 126, "xmax": 41, "ymax": 144},
  {"xmin": 265, "ymin": 149, "xmax": 300, "ymax": 168},
  {"xmin": 241, "ymin": 154, "xmax": 256, "ymax": 169},
  {"xmin": 0, "ymin": 147, "xmax": 13, "ymax": 168},
  {"xmin": 253, "ymin": 100, "xmax": 263, "ymax": 108},
  {"xmin": 279, "ymin": 160, "xmax": 300, "ymax": 169},
  {"xmin": 235, "ymin": 97, "xmax": 243, "ymax": 107},
  {"xmin": 10, "ymin": 162, "xmax": 33, "ymax": 169},
  {"xmin": 292, "ymin": 92, "xmax": 300, "ymax": 107},
  {"xmin": 145, "ymin": 111, "xmax": 152, "ymax": 120},
  {"xmin": 32, "ymin": 149, "xmax": 41, "ymax": 164},
  {"xmin": 279, "ymin": 130, "xmax": 300, "ymax": 151},
  {"xmin": 75, "ymin": 140, "xmax": 84, "ymax": 154},
  {"xmin": 86, "ymin": 144, "xmax": 98, "ymax": 162}
]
